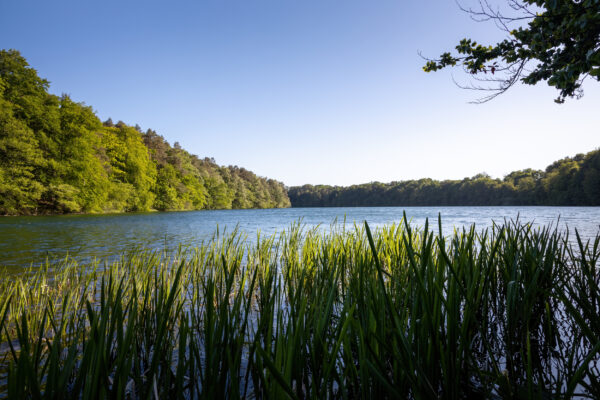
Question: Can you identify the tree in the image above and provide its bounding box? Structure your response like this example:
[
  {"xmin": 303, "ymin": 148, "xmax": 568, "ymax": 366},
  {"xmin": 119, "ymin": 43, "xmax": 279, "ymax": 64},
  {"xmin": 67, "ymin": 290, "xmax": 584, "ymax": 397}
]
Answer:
[
  {"xmin": 423, "ymin": 0, "xmax": 600, "ymax": 103},
  {"xmin": 57, "ymin": 95, "xmax": 111, "ymax": 212},
  {"xmin": 153, "ymin": 164, "xmax": 179, "ymax": 211},
  {"xmin": 101, "ymin": 125, "xmax": 156, "ymax": 211},
  {"xmin": 0, "ymin": 96, "xmax": 45, "ymax": 213},
  {"xmin": 287, "ymin": 148, "xmax": 600, "ymax": 207},
  {"xmin": 0, "ymin": 50, "xmax": 291, "ymax": 214}
]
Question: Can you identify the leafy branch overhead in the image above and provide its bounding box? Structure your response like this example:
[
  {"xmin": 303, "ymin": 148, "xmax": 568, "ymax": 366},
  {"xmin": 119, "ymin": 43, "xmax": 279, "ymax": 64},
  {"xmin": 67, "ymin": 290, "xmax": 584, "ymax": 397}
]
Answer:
[{"xmin": 423, "ymin": 0, "xmax": 600, "ymax": 103}]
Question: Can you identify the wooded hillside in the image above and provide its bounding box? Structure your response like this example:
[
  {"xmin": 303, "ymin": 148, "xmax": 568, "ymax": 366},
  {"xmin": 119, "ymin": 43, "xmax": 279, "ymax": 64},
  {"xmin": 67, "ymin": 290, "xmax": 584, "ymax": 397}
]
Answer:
[{"xmin": 0, "ymin": 50, "xmax": 290, "ymax": 215}]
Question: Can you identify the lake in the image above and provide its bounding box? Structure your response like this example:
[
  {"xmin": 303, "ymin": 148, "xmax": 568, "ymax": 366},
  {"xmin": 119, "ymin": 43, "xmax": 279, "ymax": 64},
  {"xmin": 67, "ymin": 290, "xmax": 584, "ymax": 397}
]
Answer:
[{"xmin": 1, "ymin": 206, "xmax": 599, "ymax": 268}]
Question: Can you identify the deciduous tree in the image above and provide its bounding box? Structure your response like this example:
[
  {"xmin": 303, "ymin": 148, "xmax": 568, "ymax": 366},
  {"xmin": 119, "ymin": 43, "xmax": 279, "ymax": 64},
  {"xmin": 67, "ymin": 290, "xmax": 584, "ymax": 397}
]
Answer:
[{"xmin": 423, "ymin": 0, "xmax": 600, "ymax": 103}]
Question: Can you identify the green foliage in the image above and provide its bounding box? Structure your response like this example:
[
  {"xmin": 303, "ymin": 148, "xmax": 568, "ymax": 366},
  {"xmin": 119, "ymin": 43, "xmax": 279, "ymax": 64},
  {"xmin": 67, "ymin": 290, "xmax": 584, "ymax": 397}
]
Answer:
[
  {"xmin": 423, "ymin": 0, "xmax": 600, "ymax": 102},
  {"xmin": 0, "ymin": 219, "xmax": 599, "ymax": 398},
  {"xmin": 40, "ymin": 183, "xmax": 81, "ymax": 213},
  {"xmin": 153, "ymin": 164, "xmax": 181, "ymax": 211},
  {"xmin": 0, "ymin": 96, "xmax": 44, "ymax": 214},
  {"xmin": 289, "ymin": 148, "xmax": 600, "ymax": 207},
  {"xmin": 0, "ymin": 49, "xmax": 290, "ymax": 215},
  {"xmin": 101, "ymin": 125, "xmax": 157, "ymax": 211},
  {"xmin": 57, "ymin": 96, "xmax": 111, "ymax": 212}
]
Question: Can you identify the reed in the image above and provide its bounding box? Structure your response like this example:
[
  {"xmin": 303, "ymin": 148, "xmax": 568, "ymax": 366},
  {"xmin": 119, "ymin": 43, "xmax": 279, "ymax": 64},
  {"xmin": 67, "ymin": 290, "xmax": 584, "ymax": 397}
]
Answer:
[{"xmin": 0, "ymin": 216, "xmax": 598, "ymax": 399}]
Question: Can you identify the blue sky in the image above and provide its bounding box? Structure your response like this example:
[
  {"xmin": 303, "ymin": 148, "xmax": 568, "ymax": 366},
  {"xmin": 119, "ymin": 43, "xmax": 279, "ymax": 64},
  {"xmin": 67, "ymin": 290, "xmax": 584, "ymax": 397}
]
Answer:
[{"xmin": 1, "ymin": 0, "xmax": 598, "ymax": 186}]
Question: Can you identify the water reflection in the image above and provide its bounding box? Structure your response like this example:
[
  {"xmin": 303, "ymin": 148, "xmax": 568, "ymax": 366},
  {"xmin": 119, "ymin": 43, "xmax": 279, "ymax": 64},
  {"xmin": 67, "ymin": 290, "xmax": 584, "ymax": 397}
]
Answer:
[{"xmin": 1, "ymin": 206, "xmax": 599, "ymax": 268}]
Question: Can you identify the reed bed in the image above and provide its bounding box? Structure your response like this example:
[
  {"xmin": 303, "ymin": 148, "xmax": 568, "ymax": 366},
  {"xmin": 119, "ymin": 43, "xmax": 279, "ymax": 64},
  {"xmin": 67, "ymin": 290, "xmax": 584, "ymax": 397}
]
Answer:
[{"xmin": 0, "ymin": 217, "xmax": 599, "ymax": 399}]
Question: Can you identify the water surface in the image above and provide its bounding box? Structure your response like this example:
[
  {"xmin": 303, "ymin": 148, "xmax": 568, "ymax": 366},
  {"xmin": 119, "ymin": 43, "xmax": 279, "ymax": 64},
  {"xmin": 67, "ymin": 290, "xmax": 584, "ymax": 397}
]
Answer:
[{"xmin": 1, "ymin": 206, "xmax": 599, "ymax": 268}]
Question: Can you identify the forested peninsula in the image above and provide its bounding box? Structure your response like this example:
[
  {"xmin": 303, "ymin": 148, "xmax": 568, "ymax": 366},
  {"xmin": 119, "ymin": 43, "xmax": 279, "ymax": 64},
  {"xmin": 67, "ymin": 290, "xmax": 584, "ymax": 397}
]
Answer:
[
  {"xmin": 289, "ymin": 149, "xmax": 600, "ymax": 207},
  {"xmin": 0, "ymin": 50, "xmax": 290, "ymax": 215}
]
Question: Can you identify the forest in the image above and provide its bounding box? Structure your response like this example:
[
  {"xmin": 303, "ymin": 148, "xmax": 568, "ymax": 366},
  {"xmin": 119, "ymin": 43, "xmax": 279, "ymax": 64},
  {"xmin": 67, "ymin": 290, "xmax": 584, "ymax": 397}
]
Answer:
[
  {"xmin": 289, "ymin": 149, "xmax": 600, "ymax": 207},
  {"xmin": 0, "ymin": 50, "xmax": 290, "ymax": 215},
  {"xmin": 2, "ymin": 49, "xmax": 598, "ymax": 215}
]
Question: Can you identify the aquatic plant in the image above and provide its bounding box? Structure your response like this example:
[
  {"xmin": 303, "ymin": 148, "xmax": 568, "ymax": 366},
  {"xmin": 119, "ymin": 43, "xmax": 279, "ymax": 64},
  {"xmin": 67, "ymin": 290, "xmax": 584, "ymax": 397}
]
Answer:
[{"xmin": 0, "ymin": 217, "xmax": 598, "ymax": 398}]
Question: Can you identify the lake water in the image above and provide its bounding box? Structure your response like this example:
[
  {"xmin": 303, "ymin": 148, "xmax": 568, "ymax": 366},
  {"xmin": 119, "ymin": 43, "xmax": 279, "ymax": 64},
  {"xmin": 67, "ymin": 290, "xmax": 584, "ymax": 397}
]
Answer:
[{"xmin": 1, "ymin": 206, "xmax": 599, "ymax": 268}]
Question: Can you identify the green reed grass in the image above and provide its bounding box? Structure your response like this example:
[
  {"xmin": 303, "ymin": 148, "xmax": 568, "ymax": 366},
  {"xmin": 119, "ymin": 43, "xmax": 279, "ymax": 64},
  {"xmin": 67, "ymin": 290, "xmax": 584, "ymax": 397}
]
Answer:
[{"xmin": 0, "ymin": 216, "xmax": 599, "ymax": 399}]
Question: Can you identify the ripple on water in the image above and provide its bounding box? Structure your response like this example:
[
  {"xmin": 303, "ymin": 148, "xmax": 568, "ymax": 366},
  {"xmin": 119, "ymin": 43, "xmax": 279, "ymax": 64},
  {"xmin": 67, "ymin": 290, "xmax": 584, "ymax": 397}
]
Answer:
[{"xmin": 0, "ymin": 206, "xmax": 599, "ymax": 268}]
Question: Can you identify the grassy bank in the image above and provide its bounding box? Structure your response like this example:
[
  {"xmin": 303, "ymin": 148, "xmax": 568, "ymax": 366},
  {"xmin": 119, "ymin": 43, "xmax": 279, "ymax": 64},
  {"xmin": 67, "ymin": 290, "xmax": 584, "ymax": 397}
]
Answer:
[{"xmin": 1, "ymin": 218, "xmax": 599, "ymax": 399}]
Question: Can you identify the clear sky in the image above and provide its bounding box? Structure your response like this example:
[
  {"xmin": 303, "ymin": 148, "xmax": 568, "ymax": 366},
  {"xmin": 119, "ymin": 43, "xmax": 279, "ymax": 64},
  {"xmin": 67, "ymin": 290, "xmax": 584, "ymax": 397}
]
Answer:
[{"xmin": 1, "ymin": 0, "xmax": 598, "ymax": 186}]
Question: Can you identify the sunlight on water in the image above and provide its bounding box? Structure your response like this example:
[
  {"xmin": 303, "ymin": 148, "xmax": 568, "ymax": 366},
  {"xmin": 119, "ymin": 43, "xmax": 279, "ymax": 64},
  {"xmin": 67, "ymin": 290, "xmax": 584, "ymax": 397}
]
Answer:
[{"xmin": 1, "ymin": 206, "xmax": 599, "ymax": 268}]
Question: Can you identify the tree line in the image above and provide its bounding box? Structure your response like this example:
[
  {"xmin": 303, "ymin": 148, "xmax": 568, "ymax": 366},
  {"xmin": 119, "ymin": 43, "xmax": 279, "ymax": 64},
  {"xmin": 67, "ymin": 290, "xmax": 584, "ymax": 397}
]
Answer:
[
  {"xmin": 289, "ymin": 150, "xmax": 600, "ymax": 207},
  {"xmin": 0, "ymin": 50, "xmax": 290, "ymax": 215}
]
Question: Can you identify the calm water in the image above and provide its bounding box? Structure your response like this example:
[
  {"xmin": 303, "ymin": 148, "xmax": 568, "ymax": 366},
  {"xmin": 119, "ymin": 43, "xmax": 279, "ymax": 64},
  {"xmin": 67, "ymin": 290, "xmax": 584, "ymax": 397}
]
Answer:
[{"xmin": 1, "ymin": 206, "xmax": 599, "ymax": 268}]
